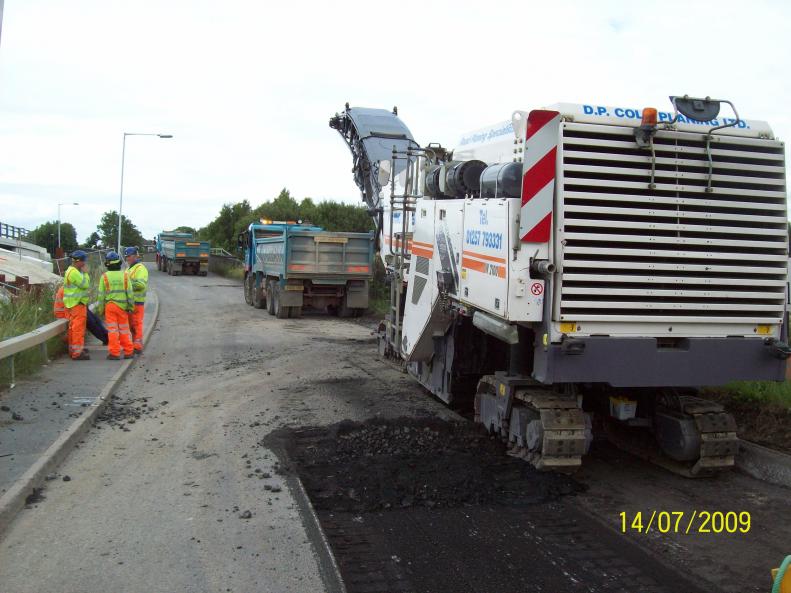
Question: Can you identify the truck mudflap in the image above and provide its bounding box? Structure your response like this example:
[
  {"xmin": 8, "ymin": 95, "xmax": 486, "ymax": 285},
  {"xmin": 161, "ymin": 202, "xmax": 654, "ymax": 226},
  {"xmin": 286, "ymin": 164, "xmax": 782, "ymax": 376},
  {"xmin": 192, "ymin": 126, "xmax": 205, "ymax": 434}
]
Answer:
[{"xmin": 345, "ymin": 280, "xmax": 369, "ymax": 309}]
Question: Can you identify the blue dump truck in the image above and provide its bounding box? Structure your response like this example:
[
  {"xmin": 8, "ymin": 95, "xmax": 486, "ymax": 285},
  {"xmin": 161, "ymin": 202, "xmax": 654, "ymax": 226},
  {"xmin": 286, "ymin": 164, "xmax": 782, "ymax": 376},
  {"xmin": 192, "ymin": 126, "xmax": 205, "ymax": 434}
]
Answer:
[
  {"xmin": 239, "ymin": 221, "xmax": 375, "ymax": 318},
  {"xmin": 156, "ymin": 231, "xmax": 211, "ymax": 276}
]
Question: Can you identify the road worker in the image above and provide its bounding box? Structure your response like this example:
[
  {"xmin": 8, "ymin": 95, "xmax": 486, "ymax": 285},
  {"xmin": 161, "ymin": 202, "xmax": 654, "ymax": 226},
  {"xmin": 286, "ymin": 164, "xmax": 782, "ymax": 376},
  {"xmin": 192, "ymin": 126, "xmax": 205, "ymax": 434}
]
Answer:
[
  {"xmin": 53, "ymin": 285, "xmax": 66, "ymax": 319},
  {"xmin": 124, "ymin": 246, "xmax": 148, "ymax": 354},
  {"xmin": 63, "ymin": 250, "xmax": 91, "ymax": 360},
  {"xmin": 55, "ymin": 282, "xmax": 108, "ymax": 344},
  {"xmin": 97, "ymin": 251, "xmax": 134, "ymax": 360}
]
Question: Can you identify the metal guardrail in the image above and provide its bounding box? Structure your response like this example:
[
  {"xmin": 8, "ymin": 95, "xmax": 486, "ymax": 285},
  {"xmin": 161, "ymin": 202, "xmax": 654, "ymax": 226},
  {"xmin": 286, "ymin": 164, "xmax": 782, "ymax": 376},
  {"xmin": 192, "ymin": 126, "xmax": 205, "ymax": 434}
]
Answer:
[
  {"xmin": 0, "ymin": 319, "xmax": 67, "ymax": 389},
  {"xmin": 0, "ymin": 223, "xmax": 30, "ymax": 240},
  {"xmin": 209, "ymin": 247, "xmax": 237, "ymax": 258}
]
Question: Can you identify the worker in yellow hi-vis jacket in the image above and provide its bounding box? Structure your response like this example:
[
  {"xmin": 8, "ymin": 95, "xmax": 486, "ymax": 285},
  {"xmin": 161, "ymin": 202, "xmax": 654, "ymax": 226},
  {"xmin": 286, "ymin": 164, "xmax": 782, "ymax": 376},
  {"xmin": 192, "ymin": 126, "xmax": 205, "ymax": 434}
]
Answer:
[
  {"xmin": 124, "ymin": 246, "xmax": 148, "ymax": 354},
  {"xmin": 97, "ymin": 251, "xmax": 135, "ymax": 360}
]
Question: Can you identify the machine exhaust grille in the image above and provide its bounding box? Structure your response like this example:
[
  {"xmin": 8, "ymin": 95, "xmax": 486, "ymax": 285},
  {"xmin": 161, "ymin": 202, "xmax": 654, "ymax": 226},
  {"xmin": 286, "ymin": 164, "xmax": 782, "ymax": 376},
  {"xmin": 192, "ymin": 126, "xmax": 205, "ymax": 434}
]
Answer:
[{"xmin": 557, "ymin": 122, "xmax": 788, "ymax": 325}]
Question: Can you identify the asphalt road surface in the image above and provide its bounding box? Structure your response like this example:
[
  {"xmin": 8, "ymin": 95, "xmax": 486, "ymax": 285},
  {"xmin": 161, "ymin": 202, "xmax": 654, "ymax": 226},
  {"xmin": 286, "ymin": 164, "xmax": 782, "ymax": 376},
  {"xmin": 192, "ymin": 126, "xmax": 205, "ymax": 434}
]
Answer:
[{"xmin": 0, "ymin": 269, "xmax": 788, "ymax": 593}]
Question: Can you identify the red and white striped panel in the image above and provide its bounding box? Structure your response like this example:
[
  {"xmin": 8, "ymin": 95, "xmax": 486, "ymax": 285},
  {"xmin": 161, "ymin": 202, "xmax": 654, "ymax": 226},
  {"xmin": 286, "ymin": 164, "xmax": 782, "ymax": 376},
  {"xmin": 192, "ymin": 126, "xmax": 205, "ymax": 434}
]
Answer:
[{"xmin": 519, "ymin": 110, "xmax": 561, "ymax": 242}]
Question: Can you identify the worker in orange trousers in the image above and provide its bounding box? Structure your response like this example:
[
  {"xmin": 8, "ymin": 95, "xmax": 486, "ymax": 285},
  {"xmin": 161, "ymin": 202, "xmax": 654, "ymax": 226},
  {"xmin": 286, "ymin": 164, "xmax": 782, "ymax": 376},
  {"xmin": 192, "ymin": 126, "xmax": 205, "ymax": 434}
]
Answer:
[
  {"xmin": 62, "ymin": 250, "xmax": 91, "ymax": 360},
  {"xmin": 97, "ymin": 251, "xmax": 135, "ymax": 360},
  {"xmin": 124, "ymin": 246, "xmax": 148, "ymax": 354}
]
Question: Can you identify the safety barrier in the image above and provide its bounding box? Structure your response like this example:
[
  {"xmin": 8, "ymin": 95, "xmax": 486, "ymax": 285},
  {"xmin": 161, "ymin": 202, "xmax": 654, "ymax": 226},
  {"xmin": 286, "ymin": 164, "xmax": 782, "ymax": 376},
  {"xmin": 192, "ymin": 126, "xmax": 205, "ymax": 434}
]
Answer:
[
  {"xmin": 0, "ymin": 319, "xmax": 67, "ymax": 389},
  {"xmin": 0, "ymin": 222, "xmax": 30, "ymax": 240}
]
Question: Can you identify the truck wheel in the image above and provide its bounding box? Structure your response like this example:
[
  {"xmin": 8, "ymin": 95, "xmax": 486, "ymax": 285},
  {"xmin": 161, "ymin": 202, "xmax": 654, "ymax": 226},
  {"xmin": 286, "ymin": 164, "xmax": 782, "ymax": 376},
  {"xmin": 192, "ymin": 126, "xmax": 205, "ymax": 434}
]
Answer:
[
  {"xmin": 244, "ymin": 275, "xmax": 253, "ymax": 306},
  {"xmin": 253, "ymin": 275, "xmax": 265, "ymax": 309},
  {"xmin": 274, "ymin": 285, "xmax": 288, "ymax": 319},
  {"xmin": 289, "ymin": 306, "xmax": 302, "ymax": 319},
  {"xmin": 167, "ymin": 260, "xmax": 173, "ymax": 275},
  {"xmin": 266, "ymin": 280, "xmax": 275, "ymax": 315},
  {"xmin": 353, "ymin": 308, "xmax": 365, "ymax": 317}
]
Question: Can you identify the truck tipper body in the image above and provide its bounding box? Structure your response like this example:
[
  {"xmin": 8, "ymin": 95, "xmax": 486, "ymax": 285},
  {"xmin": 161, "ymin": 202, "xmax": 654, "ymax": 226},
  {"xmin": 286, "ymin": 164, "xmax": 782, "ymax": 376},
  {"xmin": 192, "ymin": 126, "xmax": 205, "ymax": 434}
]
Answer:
[
  {"xmin": 156, "ymin": 231, "xmax": 210, "ymax": 276},
  {"xmin": 240, "ymin": 221, "xmax": 375, "ymax": 318},
  {"xmin": 331, "ymin": 96, "xmax": 790, "ymax": 475}
]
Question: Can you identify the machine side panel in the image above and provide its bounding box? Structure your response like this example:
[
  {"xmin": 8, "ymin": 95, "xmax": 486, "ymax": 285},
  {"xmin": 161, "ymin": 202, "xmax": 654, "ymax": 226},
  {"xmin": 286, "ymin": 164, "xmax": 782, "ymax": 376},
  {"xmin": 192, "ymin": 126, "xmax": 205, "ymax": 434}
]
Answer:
[{"xmin": 460, "ymin": 199, "xmax": 510, "ymax": 317}]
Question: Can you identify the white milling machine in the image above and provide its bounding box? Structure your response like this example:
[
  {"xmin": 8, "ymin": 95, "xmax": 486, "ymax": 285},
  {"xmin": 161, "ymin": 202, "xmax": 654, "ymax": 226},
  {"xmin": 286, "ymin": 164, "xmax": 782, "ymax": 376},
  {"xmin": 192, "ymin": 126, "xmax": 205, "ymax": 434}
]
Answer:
[{"xmin": 330, "ymin": 96, "xmax": 790, "ymax": 475}]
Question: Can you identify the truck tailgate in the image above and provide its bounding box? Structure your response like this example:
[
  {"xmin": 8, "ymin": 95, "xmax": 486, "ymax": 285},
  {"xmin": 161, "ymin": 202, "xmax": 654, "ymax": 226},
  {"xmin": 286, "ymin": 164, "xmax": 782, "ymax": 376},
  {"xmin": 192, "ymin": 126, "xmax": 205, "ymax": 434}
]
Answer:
[{"xmin": 286, "ymin": 232, "xmax": 373, "ymax": 277}]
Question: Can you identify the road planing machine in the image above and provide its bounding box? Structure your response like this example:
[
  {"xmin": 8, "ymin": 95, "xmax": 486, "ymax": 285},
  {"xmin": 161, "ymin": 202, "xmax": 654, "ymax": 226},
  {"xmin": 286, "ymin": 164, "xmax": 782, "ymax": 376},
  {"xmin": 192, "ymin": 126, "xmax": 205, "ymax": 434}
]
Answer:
[{"xmin": 330, "ymin": 96, "xmax": 790, "ymax": 476}]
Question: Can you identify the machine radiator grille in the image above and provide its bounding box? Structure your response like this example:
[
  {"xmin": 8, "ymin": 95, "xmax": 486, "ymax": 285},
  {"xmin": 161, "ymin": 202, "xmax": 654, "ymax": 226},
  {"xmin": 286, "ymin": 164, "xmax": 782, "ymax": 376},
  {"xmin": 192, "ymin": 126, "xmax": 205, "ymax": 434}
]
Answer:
[{"xmin": 558, "ymin": 122, "xmax": 788, "ymax": 324}]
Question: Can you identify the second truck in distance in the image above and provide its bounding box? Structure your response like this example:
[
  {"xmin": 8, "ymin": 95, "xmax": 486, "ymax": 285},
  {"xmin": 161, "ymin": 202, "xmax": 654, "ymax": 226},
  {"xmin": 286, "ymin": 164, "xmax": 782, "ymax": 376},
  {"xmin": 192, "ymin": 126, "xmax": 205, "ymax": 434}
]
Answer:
[
  {"xmin": 156, "ymin": 231, "xmax": 211, "ymax": 276},
  {"xmin": 239, "ymin": 220, "xmax": 374, "ymax": 318}
]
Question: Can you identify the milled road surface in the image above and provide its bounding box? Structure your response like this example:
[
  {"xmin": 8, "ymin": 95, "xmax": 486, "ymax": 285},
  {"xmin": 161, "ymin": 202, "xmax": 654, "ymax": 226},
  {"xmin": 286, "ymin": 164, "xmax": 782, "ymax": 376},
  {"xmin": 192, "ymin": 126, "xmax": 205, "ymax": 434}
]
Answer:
[{"xmin": 0, "ymin": 269, "xmax": 788, "ymax": 593}]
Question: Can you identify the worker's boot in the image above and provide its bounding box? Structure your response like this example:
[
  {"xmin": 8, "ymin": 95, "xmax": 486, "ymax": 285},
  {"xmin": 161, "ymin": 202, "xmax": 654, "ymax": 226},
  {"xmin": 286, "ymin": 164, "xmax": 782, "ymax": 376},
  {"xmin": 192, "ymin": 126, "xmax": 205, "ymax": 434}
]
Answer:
[
  {"xmin": 72, "ymin": 351, "xmax": 90, "ymax": 361},
  {"xmin": 106, "ymin": 354, "xmax": 121, "ymax": 360}
]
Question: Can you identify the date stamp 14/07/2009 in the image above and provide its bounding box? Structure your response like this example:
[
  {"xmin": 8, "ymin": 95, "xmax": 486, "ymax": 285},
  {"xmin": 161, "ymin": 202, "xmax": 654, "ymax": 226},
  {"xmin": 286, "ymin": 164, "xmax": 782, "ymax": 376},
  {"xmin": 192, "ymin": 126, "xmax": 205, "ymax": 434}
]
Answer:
[{"xmin": 619, "ymin": 511, "xmax": 751, "ymax": 535}]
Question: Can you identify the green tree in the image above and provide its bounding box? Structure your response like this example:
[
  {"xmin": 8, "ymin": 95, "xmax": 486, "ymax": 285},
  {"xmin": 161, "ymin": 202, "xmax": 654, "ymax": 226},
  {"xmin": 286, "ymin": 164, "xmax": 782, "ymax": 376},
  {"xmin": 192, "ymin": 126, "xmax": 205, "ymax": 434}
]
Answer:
[
  {"xmin": 83, "ymin": 231, "xmax": 101, "ymax": 249},
  {"xmin": 96, "ymin": 210, "xmax": 145, "ymax": 252},
  {"xmin": 197, "ymin": 189, "xmax": 374, "ymax": 252},
  {"xmin": 197, "ymin": 200, "xmax": 252, "ymax": 251},
  {"xmin": 29, "ymin": 220, "xmax": 78, "ymax": 255},
  {"xmin": 299, "ymin": 197, "xmax": 317, "ymax": 225},
  {"xmin": 173, "ymin": 226, "xmax": 196, "ymax": 235},
  {"xmin": 313, "ymin": 201, "xmax": 372, "ymax": 232},
  {"xmin": 251, "ymin": 188, "xmax": 300, "ymax": 222}
]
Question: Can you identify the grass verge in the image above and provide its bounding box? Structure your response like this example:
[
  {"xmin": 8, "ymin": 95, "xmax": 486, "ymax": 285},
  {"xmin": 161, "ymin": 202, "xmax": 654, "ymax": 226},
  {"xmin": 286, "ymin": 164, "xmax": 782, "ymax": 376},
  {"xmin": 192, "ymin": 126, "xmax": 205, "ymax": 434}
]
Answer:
[
  {"xmin": 718, "ymin": 381, "xmax": 791, "ymax": 407},
  {"xmin": 0, "ymin": 286, "xmax": 66, "ymax": 387},
  {"xmin": 706, "ymin": 380, "xmax": 791, "ymax": 453},
  {"xmin": 210, "ymin": 256, "xmax": 244, "ymax": 281}
]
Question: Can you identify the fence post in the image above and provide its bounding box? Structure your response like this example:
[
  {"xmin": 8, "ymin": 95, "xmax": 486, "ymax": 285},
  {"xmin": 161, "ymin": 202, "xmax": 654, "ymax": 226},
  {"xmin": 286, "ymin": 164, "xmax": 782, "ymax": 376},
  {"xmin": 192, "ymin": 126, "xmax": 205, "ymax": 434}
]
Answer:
[
  {"xmin": 40, "ymin": 341, "xmax": 49, "ymax": 365},
  {"xmin": 8, "ymin": 355, "xmax": 15, "ymax": 389}
]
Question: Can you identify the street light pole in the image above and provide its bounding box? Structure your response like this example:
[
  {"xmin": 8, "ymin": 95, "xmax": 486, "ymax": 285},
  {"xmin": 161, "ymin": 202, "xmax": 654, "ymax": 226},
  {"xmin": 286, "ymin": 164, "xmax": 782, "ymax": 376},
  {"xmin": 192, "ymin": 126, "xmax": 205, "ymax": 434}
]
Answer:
[
  {"xmin": 117, "ymin": 132, "xmax": 174, "ymax": 254},
  {"xmin": 57, "ymin": 201, "xmax": 79, "ymax": 251}
]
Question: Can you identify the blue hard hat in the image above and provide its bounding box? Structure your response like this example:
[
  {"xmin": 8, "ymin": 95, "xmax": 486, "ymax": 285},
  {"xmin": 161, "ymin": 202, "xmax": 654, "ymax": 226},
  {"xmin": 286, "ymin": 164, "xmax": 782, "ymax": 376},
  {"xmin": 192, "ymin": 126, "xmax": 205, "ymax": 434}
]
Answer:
[
  {"xmin": 105, "ymin": 251, "xmax": 121, "ymax": 264},
  {"xmin": 124, "ymin": 246, "xmax": 139, "ymax": 257},
  {"xmin": 71, "ymin": 250, "xmax": 87, "ymax": 261}
]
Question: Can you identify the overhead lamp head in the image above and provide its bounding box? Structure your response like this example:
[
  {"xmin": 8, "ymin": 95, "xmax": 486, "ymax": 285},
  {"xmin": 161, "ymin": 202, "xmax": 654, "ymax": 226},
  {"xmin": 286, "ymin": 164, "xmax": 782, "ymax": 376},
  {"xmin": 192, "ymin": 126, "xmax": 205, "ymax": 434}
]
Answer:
[{"xmin": 670, "ymin": 95, "xmax": 721, "ymax": 122}]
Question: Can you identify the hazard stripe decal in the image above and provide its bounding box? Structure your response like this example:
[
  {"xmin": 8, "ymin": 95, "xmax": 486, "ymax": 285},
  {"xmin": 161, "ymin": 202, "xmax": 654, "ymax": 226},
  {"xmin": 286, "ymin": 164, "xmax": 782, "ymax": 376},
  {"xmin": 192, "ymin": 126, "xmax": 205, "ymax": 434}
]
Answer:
[
  {"xmin": 521, "ymin": 148, "xmax": 556, "ymax": 204},
  {"xmin": 519, "ymin": 110, "xmax": 561, "ymax": 243}
]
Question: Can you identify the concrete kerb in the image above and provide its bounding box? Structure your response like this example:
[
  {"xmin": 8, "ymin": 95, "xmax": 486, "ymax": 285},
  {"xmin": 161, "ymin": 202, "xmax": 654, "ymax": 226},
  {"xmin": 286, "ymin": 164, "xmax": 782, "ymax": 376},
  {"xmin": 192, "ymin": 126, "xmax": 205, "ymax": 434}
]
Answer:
[
  {"xmin": 736, "ymin": 440, "xmax": 791, "ymax": 489},
  {"xmin": 268, "ymin": 439, "xmax": 347, "ymax": 593},
  {"xmin": 0, "ymin": 289, "xmax": 161, "ymax": 535}
]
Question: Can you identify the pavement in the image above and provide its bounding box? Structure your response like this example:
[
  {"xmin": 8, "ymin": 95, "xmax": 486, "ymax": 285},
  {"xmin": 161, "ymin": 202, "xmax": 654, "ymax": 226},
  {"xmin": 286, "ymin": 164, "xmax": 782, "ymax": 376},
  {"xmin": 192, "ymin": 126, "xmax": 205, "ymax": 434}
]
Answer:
[{"xmin": 0, "ymin": 283, "xmax": 157, "ymax": 496}]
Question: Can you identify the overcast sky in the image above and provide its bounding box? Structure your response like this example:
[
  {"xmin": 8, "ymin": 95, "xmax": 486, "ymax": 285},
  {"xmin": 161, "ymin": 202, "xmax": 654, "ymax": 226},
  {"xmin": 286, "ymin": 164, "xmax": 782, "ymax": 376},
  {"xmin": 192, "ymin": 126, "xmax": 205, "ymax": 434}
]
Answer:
[{"xmin": 1, "ymin": 0, "xmax": 789, "ymax": 243}]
